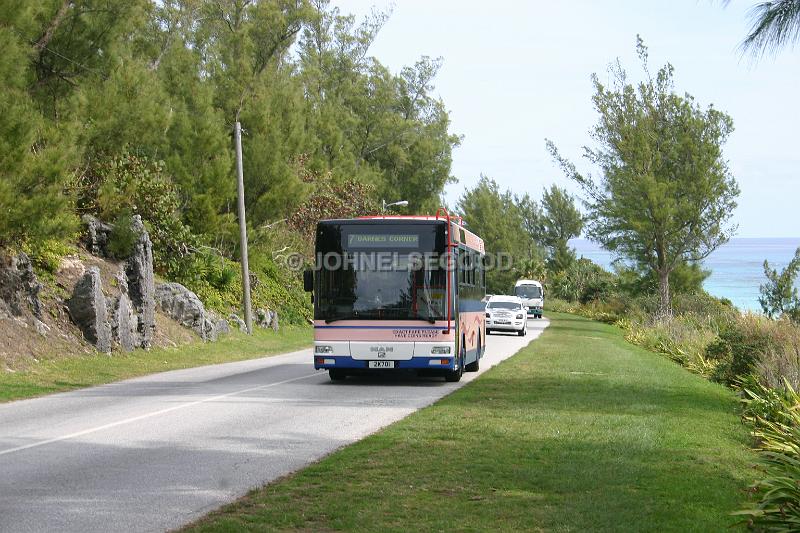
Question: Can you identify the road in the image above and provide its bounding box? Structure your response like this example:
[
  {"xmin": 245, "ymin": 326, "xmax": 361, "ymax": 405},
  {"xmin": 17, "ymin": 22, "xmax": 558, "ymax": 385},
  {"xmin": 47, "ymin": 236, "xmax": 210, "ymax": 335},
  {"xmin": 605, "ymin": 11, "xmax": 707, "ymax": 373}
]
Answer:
[{"xmin": 0, "ymin": 319, "xmax": 549, "ymax": 533}]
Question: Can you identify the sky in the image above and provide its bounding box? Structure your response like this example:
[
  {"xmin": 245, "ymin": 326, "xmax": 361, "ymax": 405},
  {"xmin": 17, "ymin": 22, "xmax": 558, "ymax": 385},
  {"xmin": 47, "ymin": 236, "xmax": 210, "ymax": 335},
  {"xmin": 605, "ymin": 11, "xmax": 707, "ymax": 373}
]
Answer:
[{"xmin": 331, "ymin": 0, "xmax": 800, "ymax": 238}]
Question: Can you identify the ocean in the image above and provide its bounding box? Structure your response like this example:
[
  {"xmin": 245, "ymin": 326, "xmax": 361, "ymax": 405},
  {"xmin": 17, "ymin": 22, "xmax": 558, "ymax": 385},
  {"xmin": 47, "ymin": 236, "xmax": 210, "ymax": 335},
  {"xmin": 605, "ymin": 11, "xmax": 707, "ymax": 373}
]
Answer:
[{"xmin": 569, "ymin": 238, "xmax": 800, "ymax": 312}]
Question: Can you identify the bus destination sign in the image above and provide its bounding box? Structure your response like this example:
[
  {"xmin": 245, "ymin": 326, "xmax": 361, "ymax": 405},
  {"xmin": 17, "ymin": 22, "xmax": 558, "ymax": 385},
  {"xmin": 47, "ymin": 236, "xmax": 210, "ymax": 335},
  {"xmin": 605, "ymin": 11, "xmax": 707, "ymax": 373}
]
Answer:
[{"xmin": 347, "ymin": 234, "xmax": 420, "ymax": 248}]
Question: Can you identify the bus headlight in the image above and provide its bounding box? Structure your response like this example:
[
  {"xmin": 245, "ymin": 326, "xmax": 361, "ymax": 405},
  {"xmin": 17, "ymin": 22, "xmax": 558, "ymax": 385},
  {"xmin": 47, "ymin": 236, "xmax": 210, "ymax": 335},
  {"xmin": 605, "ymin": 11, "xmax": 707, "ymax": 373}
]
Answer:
[
  {"xmin": 315, "ymin": 345, "xmax": 334, "ymax": 354},
  {"xmin": 431, "ymin": 346, "xmax": 451, "ymax": 355}
]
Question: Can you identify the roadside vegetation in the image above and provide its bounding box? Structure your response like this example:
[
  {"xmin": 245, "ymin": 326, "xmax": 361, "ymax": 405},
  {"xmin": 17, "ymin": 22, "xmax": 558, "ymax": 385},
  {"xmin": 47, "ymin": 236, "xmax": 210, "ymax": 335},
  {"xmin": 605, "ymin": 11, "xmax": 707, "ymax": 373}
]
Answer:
[
  {"xmin": 185, "ymin": 313, "xmax": 754, "ymax": 532},
  {"xmin": 0, "ymin": 325, "xmax": 310, "ymax": 403},
  {"xmin": 461, "ymin": 35, "xmax": 800, "ymax": 529}
]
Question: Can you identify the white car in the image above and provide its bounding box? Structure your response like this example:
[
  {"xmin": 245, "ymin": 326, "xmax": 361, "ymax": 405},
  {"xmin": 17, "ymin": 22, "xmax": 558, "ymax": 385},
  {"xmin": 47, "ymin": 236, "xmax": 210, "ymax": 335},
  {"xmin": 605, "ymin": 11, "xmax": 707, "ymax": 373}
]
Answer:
[{"xmin": 485, "ymin": 295, "xmax": 528, "ymax": 336}]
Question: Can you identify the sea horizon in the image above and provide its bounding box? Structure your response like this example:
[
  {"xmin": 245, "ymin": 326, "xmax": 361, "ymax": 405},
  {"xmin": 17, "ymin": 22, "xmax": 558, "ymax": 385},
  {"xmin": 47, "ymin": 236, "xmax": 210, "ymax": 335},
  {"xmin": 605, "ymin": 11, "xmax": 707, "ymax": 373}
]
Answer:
[{"xmin": 569, "ymin": 237, "xmax": 800, "ymax": 312}]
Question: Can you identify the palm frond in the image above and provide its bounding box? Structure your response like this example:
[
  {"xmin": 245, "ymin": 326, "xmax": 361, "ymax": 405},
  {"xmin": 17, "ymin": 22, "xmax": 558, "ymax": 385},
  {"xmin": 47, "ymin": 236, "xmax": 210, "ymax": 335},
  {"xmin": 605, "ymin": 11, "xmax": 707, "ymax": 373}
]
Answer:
[{"xmin": 741, "ymin": 0, "xmax": 800, "ymax": 57}]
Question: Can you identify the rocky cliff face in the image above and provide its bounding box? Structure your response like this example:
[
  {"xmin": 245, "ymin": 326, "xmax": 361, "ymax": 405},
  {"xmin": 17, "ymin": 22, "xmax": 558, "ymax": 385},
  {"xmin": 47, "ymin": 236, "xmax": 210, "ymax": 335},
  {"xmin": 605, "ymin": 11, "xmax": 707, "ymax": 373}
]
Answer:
[{"xmin": 0, "ymin": 215, "xmax": 267, "ymax": 368}]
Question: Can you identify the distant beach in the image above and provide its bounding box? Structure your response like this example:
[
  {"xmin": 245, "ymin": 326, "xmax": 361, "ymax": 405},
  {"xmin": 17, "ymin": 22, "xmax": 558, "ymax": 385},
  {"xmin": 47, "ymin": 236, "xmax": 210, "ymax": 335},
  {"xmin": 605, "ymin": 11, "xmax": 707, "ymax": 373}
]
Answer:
[{"xmin": 570, "ymin": 238, "xmax": 800, "ymax": 312}]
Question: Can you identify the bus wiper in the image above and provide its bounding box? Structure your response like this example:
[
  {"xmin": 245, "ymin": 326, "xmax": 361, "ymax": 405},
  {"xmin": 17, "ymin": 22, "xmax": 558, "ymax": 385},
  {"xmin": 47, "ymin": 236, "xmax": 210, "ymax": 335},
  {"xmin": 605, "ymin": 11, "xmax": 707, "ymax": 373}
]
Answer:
[
  {"xmin": 418, "ymin": 294, "xmax": 438, "ymax": 324},
  {"xmin": 325, "ymin": 314, "xmax": 356, "ymax": 324}
]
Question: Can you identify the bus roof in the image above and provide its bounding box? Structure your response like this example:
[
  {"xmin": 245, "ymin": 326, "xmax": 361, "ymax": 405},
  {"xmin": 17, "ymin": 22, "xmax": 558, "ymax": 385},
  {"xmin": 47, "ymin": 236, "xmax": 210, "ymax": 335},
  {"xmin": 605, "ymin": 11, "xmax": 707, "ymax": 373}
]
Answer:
[{"xmin": 319, "ymin": 215, "xmax": 485, "ymax": 254}]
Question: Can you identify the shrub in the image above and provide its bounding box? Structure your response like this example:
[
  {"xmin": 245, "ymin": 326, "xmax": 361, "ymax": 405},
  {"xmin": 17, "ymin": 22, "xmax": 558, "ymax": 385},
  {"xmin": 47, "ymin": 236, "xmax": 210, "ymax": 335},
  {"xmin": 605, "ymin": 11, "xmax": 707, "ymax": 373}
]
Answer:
[
  {"xmin": 21, "ymin": 238, "xmax": 77, "ymax": 274},
  {"xmin": 708, "ymin": 314, "xmax": 800, "ymax": 388},
  {"xmin": 106, "ymin": 210, "xmax": 138, "ymax": 259},
  {"xmin": 548, "ymin": 258, "xmax": 616, "ymax": 304},
  {"xmin": 625, "ymin": 314, "xmax": 719, "ymax": 374},
  {"xmin": 287, "ymin": 176, "xmax": 378, "ymax": 241}
]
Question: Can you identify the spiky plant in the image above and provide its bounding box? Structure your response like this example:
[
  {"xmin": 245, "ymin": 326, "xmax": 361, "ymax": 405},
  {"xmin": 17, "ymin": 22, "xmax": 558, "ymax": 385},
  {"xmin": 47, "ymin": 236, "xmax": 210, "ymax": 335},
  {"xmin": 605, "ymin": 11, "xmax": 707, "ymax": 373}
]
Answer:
[{"xmin": 735, "ymin": 378, "xmax": 800, "ymax": 530}]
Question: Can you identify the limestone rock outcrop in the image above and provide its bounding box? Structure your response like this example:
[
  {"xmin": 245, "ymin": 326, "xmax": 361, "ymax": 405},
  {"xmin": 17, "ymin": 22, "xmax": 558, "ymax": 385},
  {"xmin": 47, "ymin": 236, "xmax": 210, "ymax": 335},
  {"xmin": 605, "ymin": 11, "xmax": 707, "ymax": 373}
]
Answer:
[
  {"xmin": 81, "ymin": 215, "xmax": 113, "ymax": 257},
  {"xmin": 154, "ymin": 282, "xmax": 224, "ymax": 341},
  {"xmin": 110, "ymin": 268, "xmax": 138, "ymax": 352},
  {"xmin": 256, "ymin": 308, "xmax": 279, "ymax": 332},
  {"xmin": 67, "ymin": 267, "xmax": 112, "ymax": 354},
  {"xmin": 126, "ymin": 215, "xmax": 155, "ymax": 349},
  {"xmin": 0, "ymin": 252, "xmax": 43, "ymax": 319}
]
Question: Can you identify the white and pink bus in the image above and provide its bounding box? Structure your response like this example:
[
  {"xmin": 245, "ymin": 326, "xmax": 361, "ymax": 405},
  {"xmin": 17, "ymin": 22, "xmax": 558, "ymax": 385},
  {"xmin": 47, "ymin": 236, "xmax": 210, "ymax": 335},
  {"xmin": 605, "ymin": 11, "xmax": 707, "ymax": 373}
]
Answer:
[{"xmin": 304, "ymin": 208, "xmax": 486, "ymax": 382}]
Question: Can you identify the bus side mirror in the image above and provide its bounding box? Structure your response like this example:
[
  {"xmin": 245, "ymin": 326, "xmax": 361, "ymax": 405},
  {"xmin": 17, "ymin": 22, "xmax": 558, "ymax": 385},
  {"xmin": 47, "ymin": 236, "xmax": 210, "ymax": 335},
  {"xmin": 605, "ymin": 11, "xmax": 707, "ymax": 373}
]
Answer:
[{"xmin": 303, "ymin": 270, "xmax": 313, "ymax": 292}]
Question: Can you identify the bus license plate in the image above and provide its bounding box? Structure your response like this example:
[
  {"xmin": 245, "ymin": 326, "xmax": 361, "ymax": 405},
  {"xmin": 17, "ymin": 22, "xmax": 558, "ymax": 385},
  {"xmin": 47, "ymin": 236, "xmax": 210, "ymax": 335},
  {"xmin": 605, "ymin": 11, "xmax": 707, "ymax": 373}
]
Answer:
[{"xmin": 368, "ymin": 360, "xmax": 395, "ymax": 369}]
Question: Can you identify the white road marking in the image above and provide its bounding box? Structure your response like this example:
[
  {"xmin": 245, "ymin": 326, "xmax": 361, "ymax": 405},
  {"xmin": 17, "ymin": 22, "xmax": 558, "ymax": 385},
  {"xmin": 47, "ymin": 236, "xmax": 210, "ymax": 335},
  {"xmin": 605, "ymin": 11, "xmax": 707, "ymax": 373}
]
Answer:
[{"xmin": 0, "ymin": 372, "xmax": 321, "ymax": 458}]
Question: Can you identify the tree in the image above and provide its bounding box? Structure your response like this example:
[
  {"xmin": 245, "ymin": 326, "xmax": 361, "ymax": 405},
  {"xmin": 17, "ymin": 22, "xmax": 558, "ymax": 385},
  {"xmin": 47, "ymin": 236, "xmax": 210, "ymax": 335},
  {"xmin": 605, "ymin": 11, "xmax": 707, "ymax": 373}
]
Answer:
[
  {"xmin": 457, "ymin": 175, "xmax": 541, "ymax": 294},
  {"xmin": 733, "ymin": 0, "xmax": 800, "ymax": 57},
  {"xmin": 540, "ymin": 185, "xmax": 583, "ymax": 273},
  {"xmin": 547, "ymin": 38, "xmax": 739, "ymax": 316},
  {"xmin": 0, "ymin": 0, "xmax": 463, "ymax": 279},
  {"xmin": 515, "ymin": 193, "xmax": 543, "ymax": 261},
  {"xmin": 759, "ymin": 247, "xmax": 800, "ymax": 322},
  {"xmin": 297, "ymin": 3, "xmax": 459, "ymax": 213},
  {"xmin": 0, "ymin": 9, "xmax": 79, "ymax": 249}
]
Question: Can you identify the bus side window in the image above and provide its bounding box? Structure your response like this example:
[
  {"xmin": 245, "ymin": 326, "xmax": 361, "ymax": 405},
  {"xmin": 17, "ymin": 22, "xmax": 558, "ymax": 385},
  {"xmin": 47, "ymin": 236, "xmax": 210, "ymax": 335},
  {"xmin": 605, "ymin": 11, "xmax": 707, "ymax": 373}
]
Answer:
[{"xmin": 470, "ymin": 252, "xmax": 476, "ymax": 286}]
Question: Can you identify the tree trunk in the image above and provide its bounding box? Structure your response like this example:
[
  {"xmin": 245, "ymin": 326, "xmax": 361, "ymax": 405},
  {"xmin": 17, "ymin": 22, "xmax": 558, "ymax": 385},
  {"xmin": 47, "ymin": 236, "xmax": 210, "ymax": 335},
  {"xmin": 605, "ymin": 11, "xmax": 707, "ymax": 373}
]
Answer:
[
  {"xmin": 657, "ymin": 269, "xmax": 671, "ymax": 319},
  {"xmin": 34, "ymin": 0, "xmax": 73, "ymax": 53}
]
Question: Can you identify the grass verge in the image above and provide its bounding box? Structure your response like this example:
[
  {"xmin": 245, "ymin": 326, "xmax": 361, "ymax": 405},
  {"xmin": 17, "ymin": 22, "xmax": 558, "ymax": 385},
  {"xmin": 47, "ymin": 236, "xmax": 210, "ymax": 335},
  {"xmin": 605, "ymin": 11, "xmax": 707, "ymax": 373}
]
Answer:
[
  {"xmin": 185, "ymin": 312, "xmax": 754, "ymax": 532},
  {"xmin": 0, "ymin": 326, "xmax": 311, "ymax": 403}
]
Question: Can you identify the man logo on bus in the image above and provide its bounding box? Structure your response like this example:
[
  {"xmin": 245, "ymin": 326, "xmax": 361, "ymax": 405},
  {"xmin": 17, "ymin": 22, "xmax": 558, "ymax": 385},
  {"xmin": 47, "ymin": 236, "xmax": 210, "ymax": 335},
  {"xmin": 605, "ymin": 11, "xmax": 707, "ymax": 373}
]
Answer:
[{"xmin": 370, "ymin": 346, "xmax": 392, "ymax": 358}]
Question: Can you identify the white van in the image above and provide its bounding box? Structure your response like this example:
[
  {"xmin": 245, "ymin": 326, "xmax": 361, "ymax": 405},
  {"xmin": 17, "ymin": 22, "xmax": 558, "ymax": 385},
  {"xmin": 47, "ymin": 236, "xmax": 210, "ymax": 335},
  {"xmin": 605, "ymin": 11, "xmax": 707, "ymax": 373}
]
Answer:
[{"xmin": 514, "ymin": 279, "xmax": 544, "ymax": 319}]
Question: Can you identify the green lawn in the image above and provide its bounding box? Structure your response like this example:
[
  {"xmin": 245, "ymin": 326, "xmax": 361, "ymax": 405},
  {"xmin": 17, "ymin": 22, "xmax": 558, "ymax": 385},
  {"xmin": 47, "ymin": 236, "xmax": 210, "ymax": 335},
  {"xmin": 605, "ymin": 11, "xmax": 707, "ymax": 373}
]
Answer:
[
  {"xmin": 0, "ymin": 326, "xmax": 311, "ymax": 403},
  {"xmin": 185, "ymin": 312, "xmax": 755, "ymax": 532}
]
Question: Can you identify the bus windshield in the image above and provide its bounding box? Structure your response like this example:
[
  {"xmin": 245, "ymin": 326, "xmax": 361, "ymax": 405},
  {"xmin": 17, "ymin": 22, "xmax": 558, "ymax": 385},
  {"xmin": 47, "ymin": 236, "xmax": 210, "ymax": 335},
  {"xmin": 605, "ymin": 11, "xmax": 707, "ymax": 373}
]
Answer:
[
  {"xmin": 515, "ymin": 285, "xmax": 542, "ymax": 299},
  {"xmin": 315, "ymin": 222, "xmax": 448, "ymax": 322}
]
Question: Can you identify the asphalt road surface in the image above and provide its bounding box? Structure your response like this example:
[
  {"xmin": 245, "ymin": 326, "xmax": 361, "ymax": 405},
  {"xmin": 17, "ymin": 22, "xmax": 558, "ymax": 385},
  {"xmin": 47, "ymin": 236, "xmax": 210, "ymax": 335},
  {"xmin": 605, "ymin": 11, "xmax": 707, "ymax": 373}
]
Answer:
[{"xmin": 0, "ymin": 319, "xmax": 549, "ymax": 532}]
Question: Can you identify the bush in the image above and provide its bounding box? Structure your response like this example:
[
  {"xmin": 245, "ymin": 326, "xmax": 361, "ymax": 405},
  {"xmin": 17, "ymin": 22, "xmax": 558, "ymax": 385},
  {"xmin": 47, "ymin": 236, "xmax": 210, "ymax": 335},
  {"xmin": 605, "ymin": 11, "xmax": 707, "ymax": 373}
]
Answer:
[
  {"xmin": 708, "ymin": 314, "xmax": 800, "ymax": 388},
  {"xmin": 544, "ymin": 297, "xmax": 624, "ymax": 325},
  {"xmin": 548, "ymin": 258, "xmax": 616, "ymax": 304},
  {"xmin": 106, "ymin": 210, "xmax": 138, "ymax": 259},
  {"xmin": 625, "ymin": 314, "xmax": 720, "ymax": 375},
  {"xmin": 21, "ymin": 238, "xmax": 77, "ymax": 274}
]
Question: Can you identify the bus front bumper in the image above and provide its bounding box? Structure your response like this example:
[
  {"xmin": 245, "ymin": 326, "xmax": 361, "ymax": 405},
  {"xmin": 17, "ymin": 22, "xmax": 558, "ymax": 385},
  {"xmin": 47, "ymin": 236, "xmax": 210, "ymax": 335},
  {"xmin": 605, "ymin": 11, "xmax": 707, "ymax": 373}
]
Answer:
[{"xmin": 314, "ymin": 356, "xmax": 455, "ymax": 371}]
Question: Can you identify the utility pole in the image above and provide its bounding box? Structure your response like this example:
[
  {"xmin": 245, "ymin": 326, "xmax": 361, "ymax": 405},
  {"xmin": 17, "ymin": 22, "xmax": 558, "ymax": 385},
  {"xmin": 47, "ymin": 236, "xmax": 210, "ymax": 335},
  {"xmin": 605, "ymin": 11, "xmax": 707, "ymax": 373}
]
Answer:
[{"xmin": 235, "ymin": 121, "xmax": 253, "ymax": 334}]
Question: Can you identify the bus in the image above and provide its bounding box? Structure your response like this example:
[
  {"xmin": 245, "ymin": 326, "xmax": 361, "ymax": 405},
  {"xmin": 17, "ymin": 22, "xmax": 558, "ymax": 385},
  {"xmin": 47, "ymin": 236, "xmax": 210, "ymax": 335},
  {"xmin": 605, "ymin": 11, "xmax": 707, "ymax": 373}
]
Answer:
[{"xmin": 304, "ymin": 208, "xmax": 486, "ymax": 382}]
